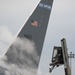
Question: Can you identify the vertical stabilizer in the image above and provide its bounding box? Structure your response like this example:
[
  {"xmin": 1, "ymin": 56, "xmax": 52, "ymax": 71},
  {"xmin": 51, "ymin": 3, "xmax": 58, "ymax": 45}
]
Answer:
[{"xmin": 0, "ymin": 0, "xmax": 54, "ymax": 75}]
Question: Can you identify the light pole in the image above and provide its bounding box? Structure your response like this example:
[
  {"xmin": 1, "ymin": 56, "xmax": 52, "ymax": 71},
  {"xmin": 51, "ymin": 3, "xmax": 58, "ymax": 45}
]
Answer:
[{"xmin": 68, "ymin": 52, "xmax": 75, "ymax": 75}]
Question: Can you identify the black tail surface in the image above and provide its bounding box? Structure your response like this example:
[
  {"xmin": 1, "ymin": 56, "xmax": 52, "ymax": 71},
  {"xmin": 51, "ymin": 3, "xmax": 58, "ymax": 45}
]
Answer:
[{"xmin": 0, "ymin": 0, "xmax": 54, "ymax": 75}]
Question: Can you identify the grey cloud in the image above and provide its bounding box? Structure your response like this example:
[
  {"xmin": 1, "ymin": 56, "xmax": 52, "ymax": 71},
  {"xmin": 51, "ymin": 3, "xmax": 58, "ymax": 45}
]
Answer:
[
  {"xmin": 0, "ymin": 36, "xmax": 40, "ymax": 75},
  {"xmin": 0, "ymin": 25, "xmax": 40, "ymax": 75},
  {"xmin": 0, "ymin": 26, "xmax": 14, "ymax": 59}
]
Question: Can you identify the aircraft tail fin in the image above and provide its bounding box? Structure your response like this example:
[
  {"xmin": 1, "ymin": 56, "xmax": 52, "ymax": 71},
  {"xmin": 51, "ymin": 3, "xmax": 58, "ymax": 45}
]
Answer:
[
  {"xmin": 18, "ymin": 0, "xmax": 53, "ymax": 56},
  {"xmin": 0, "ymin": 0, "xmax": 54, "ymax": 75}
]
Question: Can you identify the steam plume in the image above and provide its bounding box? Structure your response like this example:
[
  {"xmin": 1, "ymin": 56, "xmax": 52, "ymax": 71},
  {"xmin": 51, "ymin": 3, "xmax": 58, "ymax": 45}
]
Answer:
[{"xmin": 0, "ymin": 27, "xmax": 40, "ymax": 75}]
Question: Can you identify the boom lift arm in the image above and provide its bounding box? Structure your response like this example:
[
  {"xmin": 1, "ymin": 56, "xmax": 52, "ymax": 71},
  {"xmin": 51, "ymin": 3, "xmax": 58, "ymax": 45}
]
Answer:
[{"xmin": 49, "ymin": 38, "xmax": 71, "ymax": 75}]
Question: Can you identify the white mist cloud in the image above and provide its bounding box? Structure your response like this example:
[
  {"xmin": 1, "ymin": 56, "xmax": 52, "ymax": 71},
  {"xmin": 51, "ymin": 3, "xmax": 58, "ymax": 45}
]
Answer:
[
  {"xmin": 14, "ymin": 37, "xmax": 36, "ymax": 54},
  {"xmin": 0, "ymin": 36, "xmax": 40, "ymax": 75},
  {"xmin": 0, "ymin": 26, "xmax": 13, "ymax": 42},
  {"xmin": 37, "ymin": 69, "xmax": 42, "ymax": 75},
  {"xmin": 0, "ymin": 26, "xmax": 14, "ymax": 59},
  {"xmin": 37, "ymin": 69, "xmax": 51, "ymax": 75}
]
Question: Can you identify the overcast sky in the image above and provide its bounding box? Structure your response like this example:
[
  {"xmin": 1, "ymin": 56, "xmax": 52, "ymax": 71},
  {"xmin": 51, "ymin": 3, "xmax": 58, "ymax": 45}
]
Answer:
[{"xmin": 0, "ymin": 0, "xmax": 75, "ymax": 75}]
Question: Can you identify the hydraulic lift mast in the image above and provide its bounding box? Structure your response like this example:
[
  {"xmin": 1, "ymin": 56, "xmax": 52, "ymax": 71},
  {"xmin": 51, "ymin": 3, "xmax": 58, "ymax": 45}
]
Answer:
[
  {"xmin": 61, "ymin": 38, "xmax": 71, "ymax": 75},
  {"xmin": 49, "ymin": 38, "xmax": 71, "ymax": 75}
]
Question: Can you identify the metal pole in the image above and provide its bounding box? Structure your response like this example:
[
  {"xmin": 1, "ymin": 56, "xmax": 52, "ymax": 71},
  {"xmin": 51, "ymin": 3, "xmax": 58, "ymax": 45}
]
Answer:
[{"xmin": 61, "ymin": 38, "xmax": 71, "ymax": 75}]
